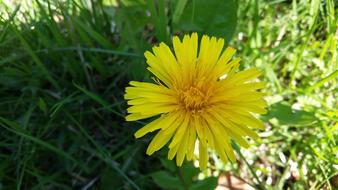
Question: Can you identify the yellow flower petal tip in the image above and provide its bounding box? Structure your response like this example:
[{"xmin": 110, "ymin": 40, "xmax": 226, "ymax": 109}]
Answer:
[{"xmin": 124, "ymin": 33, "xmax": 267, "ymax": 169}]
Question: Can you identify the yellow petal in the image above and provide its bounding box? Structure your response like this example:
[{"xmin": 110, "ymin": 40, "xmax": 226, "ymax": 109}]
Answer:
[
  {"xmin": 169, "ymin": 114, "xmax": 189, "ymax": 148},
  {"xmin": 168, "ymin": 143, "xmax": 180, "ymax": 160},
  {"xmin": 204, "ymin": 115, "xmax": 236, "ymax": 162},
  {"xmin": 194, "ymin": 116, "xmax": 206, "ymax": 146},
  {"xmin": 144, "ymin": 52, "xmax": 172, "ymax": 87},
  {"xmin": 134, "ymin": 117, "xmax": 161, "ymax": 138},
  {"xmin": 127, "ymin": 104, "xmax": 177, "ymax": 115},
  {"xmin": 126, "ymin": 112, "xmax": 158, "ymax": 121},
  {"xmin": 199, "ymin": 140, "xmax": 208, "ymax": 170},
  {"xmin": 203, "ymin": 121, "xmax": 215, "ymax": 150},
  {"xmin": 134, "ymin": 112, "xmax": 180, "ymax": 138},
  {"xmin": 186, "ymin": 125, "xmax": 196, "ymax": 160},
  {"xmin": 146, "ymin": 129, "xmax": 175, "ymax": 155},
  {"xmin": 146, "ymin": 113, "xmax": 185, "ymax": 155},
  {"xmin": 176, "ymin": 132, "xmax": 189, "ymax": 166}
]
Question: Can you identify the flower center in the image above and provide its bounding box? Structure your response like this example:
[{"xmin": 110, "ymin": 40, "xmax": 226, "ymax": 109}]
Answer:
[{"xmin": 179, "ymin": 86, "xmax": 208, "ymax": 111}]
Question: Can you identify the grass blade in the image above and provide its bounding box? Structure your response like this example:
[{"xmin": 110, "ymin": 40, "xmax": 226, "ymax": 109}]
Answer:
[
  {"xmin": 0, "ymin": 117, "xmax": 88, "ymax": 171},
  {"xmin": 73, "ymin": 82, "xmax": 124, "ymax": 118},
  {"xmin": 306, "ymin": 70, "xmax": 338, "ymax": 93}
]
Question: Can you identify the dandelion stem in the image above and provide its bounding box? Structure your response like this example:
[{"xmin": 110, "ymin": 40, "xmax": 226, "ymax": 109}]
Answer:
[
  {"xmin": 233, "ymin": 142, "xmax": 266, "ymax": 190},
  {"xmin": 176, "ymin": 165, "xmax": 189, "ymax": 190}
]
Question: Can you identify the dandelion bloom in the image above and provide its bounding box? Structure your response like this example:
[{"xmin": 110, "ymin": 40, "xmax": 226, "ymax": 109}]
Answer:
[{"xmin": 125, "ymin": 33, "xmax": 267, "ymax": 169}]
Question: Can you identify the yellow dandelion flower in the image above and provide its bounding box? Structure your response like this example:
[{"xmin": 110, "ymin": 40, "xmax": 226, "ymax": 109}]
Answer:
[{"xmin": 125, "ymin": 33, "xmax": 267, "ymax": 169}]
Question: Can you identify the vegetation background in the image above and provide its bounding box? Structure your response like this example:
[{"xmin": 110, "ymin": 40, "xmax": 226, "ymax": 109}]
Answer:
[{"xmin": 0, "ymin": 0, "xmax": 337, "ymax": 189}]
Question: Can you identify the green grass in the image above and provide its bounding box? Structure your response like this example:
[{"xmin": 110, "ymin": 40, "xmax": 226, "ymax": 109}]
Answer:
[{"xmin": 0, "ymin": 0, "xmax": 337, "ymax": 189}]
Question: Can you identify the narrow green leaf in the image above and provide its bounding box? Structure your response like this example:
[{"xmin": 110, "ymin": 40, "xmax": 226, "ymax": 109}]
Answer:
[
  {"xmin": 72, "ymin": 18, "xmax": 113, "ymax": 49},
  {"xmin": 0, "ymin": 117, "xmax": 88, "ymax": 171},
  {"xmin": 189, "ymin": 177, "xmax": 218, "ymax": 190},
  {"xmin": 306, "ymin": 70, "xmax": 338, "ymax": 93},
  {"xmin": 146, "ymin": 0, "xmax": 168, "ymax": 43},
  {"xmin": 151, "ymin": 171, "xmax": 182, "ymax": 189},
  {"xmin": 172, "ymin": 0, "xmax": 189, "ymax": 25},
  {"xmin": 8, "ymin": 22, "xmax": 60, "ymax": 90},
  {"xmin": 73, "ymin": 82, "xmax": 124, "ymax": 117},
  {"xmin": 174, "ymin": 0, "xmax": 238, "ymax": 44},
  {"xmin": 262, "ymin": 102, "xmax": 317, "ymax": 126}
]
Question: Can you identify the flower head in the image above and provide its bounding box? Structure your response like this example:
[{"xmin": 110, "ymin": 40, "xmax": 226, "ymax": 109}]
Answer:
[{"xmin": 125, "ymin": 33, "xmax": 267, "ymax": 169}]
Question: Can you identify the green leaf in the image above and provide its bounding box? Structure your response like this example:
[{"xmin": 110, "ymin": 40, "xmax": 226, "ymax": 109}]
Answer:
[
  {"xmin": 100, "ymin": 168, "xmax": 124, "ymax": 190},
  {"xmin": 174, "ymin": 0, "xmax": 238, "ymax": 44},
  {"xmin": 160, "ymin": 158, "xmax": 176, "ymax": 173},
  {"xmin": 181, "ymin": 162, "xmax": 199, "ymax": 186},
  {"xmin": 263, "ymin": 102, "xmax": 317, "ymax": 126},
  {"xmin": 189, "ymin": 177, "xmax": 218, "ymax": 190},
  {"xmin": 151, "ymin": 171, "xmax": 182, "ymax": 189}
]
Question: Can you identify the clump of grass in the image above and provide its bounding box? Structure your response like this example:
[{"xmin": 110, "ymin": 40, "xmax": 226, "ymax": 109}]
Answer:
[
  {"xmin": 0, "ymin": 1, "xmax": 154, "ymax": 189},
  {"xmin": 231, "ymin": 0, "xmax": 337, "ymax": 189}
]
